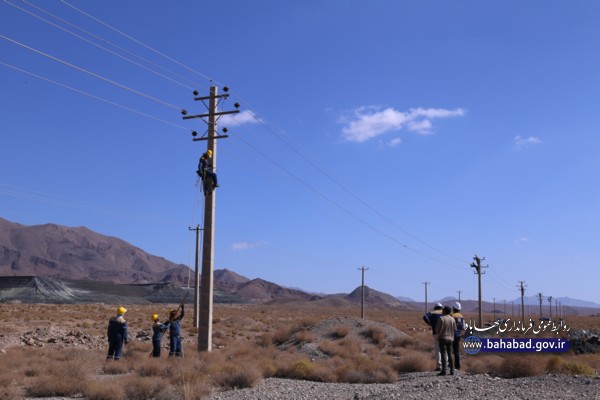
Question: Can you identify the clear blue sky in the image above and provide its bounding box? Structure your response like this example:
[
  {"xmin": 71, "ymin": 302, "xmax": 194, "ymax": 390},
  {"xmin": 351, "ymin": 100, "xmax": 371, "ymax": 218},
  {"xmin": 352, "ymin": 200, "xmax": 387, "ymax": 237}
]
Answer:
[{"xmin": 1, "ymin": 1, "xmax": 599, "ymax": 304}]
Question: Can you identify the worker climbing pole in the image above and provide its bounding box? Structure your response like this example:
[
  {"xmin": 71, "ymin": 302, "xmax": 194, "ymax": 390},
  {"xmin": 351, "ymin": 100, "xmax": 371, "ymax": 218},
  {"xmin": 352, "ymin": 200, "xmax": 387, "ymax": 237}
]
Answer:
[{"xmin": 182, "ymin": 86, "xmax": 239, "ymax": 351}]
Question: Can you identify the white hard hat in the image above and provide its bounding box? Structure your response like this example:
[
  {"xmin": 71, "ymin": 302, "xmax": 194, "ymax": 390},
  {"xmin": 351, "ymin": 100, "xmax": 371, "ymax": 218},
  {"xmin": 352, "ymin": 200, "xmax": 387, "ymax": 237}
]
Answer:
[{"xmin": 453, "ymin": 302, "xmax": 461, "ymax": 311}]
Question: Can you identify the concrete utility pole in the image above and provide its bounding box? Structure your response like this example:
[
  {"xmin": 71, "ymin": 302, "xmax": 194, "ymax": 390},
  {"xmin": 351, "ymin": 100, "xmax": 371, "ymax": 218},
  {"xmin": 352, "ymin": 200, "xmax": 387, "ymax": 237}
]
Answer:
[
  {"xmin": 470, "ymin": 255, "xmax": 487, "ymax": 327},
  {"xmin": 548, "ymin": 296, "xmax": 553, "ymax": 320},
  {"xmin": 493, "ymin": 298, "xmax": 496, "ymax": 321},
  {"xmin": 517, "ymin": 281, "xmax": 526, "ymax": 322},
  {"xmin": 423, "ymin": 281, "xmax": 430, "ymax": 314},
  {"xmin": 457, "ymin": 290, "xmax": 462, "ymax": 303},
  {"xmin": 359, "ymin": 266, "xmax": 369, "ymax": 319},
  {"xmin": 188, "ymin": 225, "xmax": 202, "ymax": 328},
  {"xmin": 538, "ymin": 292, "xmax": 544, "ymax": 320},
  {"xmin": 183, "ymin": 86, "xmax": 239, "ymax": 352}
]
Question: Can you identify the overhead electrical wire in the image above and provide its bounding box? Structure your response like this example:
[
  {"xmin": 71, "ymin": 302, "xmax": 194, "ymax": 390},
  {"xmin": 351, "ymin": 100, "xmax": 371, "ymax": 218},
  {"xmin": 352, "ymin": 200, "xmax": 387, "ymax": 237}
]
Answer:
[
  {"xmin": 60, "ymin": 0, "xmax": 221, "ymax": 86},
  {"xmin": 19, "ymin": 0, "xmax": 202, "ymax": 89},
  {"xmin": 7, "ymin": 0, "xmax": 197, "ymax": 91},
  {"xmin": 2, "ymin": 2, "xmax": 472, "ymax": 272},
  {"xmin": 0, "ymin": 34, "xmax": 184, "ymax": 111},
  {"xmin": 0, "ymin": 60, "xmax": 191, "ymax": 131}
]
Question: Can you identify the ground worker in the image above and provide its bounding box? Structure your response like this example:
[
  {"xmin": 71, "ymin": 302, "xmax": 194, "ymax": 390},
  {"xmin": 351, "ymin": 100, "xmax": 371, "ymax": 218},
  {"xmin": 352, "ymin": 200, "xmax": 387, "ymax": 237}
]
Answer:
[
  {"xmin": 435, "ymin": 305, "xmax": 457, "ymax": 376},
  {"xmin": 452, "ymin": 302, "xmax": 465, "ymax": 370},
  {"xmin": 106, "ymin": 306, "xmax": 129, "ymax": 361},
  {"xmin": 168, "ymin": 304, "xmax": 185, "ymax": 357},
  {"xmin": 197, "ymin": 150, "xmax": 218, "ymax": 194},
  {"xmin": 423, "ymin": 302, "xmax": 444, "ymax": 371},
  {"xmin": 151, "ymin": 313, "xmax": 170, "ymax": 358}
]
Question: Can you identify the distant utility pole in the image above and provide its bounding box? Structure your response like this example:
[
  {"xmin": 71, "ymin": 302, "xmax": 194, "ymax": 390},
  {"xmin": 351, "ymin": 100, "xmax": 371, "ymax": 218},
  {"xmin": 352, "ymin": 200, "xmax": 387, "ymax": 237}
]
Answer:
[
  {"xmin": 422, "ymin": 281, "xmax": 430, "ymax": 314},
  {"xmin": 183, "ymin": 85, "xmax": 239, "ymax": 352},
  {"xmin": 493, "ymin": 298, "xmax": 496, "ymax": 321},
  {"xmin": 538, "ymin": 292, "xmax": 544, "ymax": 320},
  {"xmin": 457, "ymin": 290, "xmax": 462, "ymax": 303},
  {"xmin": 517, "ymin": 281, "xmax": 526, "ymax": 321},
  {"xmin": 547, "ymin": 296, "xmax": 553, "ymax": 320},
  {"xmin": 470, "ymin": 255, "xmax": 487, "ymax": 327},
  {"xmin": 188, "ymin": 225, "xmax": 202, "ymax": 328},
  {"xmin": 358, "ymin": 266, "xmax": 369, "ymax": 319}
]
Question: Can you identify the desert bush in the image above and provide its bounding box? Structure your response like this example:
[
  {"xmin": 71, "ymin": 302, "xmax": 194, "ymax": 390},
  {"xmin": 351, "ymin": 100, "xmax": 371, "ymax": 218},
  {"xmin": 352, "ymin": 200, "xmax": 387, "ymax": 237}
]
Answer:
[
  {"xmin": 136, "ymin": 358, "xmax": 166, "ymax": 377},
  {"xmin": 271, "ymin": 325, "xmax": 298, "ymax": 345},
  {"xmin": 393, "ymin": 349, "xmax": 433, "ymax": 373},
  {"xmin": 563, "ymin": 361, "xmax": 595, "ymax": 376},
  {"xmin": 103, "ymin": 360, "xmax": 129, "ymax": 375},
  {"xmin": 463, "ymin": 354, "xmax": 503, "ymax": 375},
  {"xmin": 496, "ymin": 355, "xmax": 543, "ymax": 378},
  {"xmin": 0, "ymin": 375, "xmax": 20, "ymax": 400},
  {"xmin": 343, "ymin": 355, "xmax": 397, "ymax": 384},
  {"xmin": 122, "ymin": 375, "xmax": 168, "ymax": 400},
  {"xmin": 319, "ymin": 338, "xmax": 361, "ymax": 358},
  {"xmin": 82, "ymin": 380, "xmax": 126, "ymax": 400},
  {"xmin": 362, "ymin": 325, "xmax": 386, "ymax": 347},
  {"xmin": 213, "ymin": 364, "xmax": 262, "ymax": 389},
  {"xmin": 389, "ymin": 335, "xmax": 417, "ymax": 348},
  {"xmin": 329, "ymin": 325, "xmax": 350, "ymax": 339},
  {"xmin": 546, "ymin": 355, "xmax": 565, "ymax": 373},
  {"xmin": 294, "ymin": 330, "xmax": 315, "ymax": 344},
  {"xmin": 26, "ymin": 375, "xmax": 82, "ymax": 397}
]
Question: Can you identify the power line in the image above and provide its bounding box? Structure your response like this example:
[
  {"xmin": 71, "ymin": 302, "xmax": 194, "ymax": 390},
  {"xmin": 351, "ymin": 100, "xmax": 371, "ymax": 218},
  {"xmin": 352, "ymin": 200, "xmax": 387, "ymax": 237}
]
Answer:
[
  {"xmin": 0, "ymin": 60, "xmax": 191, "ymax": 131},
  {"xmin": 0, "ymin": 34, "xmax": 184, "ymax": 111},
  {"xmin": 60, "ymin": 0, "xmax": 219, "ymax": 85}
]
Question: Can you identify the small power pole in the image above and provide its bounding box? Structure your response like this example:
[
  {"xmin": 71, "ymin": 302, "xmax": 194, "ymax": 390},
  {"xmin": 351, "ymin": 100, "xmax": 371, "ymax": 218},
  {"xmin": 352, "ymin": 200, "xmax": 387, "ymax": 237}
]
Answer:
[
  {"xmin": 547, "ymin": 296, "xmax": 553, "ymax": 320},
  {"xmin": 457, "ymin": 290, "xmax": 462, "ymax": 303},
  {"xmin": 358, "ymin": 266, "xmax": 369, "ymax": 319},
  {"xmin": 517, "ymin": 281, "xmax": 526, "ymax": 321},
  {"xmin": 183, "ymin": 85, "xmax": 239, "ymax": 352},
  {"xmin": 493, "ymin": 298, "xmax": 496, "ymax": 322},
  {"xmin": 423, "ymin": 281, "xmax": 430, "ymax": 314},
  {"xmin": 188, "ymin": 225, "xmax": 202, "ymax": 328},
  {"xmin": 470, "ymin": 255, "xmax": 487, "ymax": 327},
  {"xmin": 537, "ymin": 293, "xmax": 544, "ymax": 320}
]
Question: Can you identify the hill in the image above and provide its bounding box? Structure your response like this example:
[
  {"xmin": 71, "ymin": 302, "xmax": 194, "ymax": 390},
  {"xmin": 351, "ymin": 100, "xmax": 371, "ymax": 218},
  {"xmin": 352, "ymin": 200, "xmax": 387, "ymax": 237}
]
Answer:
[{"xmin": 0, "ymin": 217, "xmax": 189, "ymax": 284}]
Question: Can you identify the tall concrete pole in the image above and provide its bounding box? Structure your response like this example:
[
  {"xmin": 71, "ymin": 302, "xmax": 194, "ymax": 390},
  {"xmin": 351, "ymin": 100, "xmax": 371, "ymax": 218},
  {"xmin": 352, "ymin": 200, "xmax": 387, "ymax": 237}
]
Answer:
[
  {"xmin": 423, "ymin": 281, "xmax": 430, "ymax": 314},
  {"xmin": 359, "ymin": 266, "xmax": 369, "ymax": 319},
  {"xmin": 188, "ymin": 225, "xmax": 201, "ymax": 328},
  {"xmin": 470, "ymin": 255, "xmax": 486, "ymax": 327}
]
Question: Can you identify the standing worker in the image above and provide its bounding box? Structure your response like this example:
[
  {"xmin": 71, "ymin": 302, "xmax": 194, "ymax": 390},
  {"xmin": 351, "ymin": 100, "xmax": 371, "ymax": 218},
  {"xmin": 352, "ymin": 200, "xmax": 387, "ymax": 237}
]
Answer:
[
  {"xmin": 435, "ymin": 305, "xmax": 457, "ymax": 376},
  {"xmin": 196, "ymin": 150, "xmax": 218, "ymax": 195},
  {"xmin": 106, "ymin": 306, "xmax": 129, "ymax": 361},
  {"xmin": 423, "ymin": 302, "xmax": 444, "ymax": 371},
  {"xmin": 151, "ymin": 313, "xmax": 170, "ymax": 358},
  {"xmin": 451, "ymin": 302, "xmax": 465, "ymax": 370},
  {"xmin": 168, "ymin": 304, "xmax": 185, "ymax": 357}
]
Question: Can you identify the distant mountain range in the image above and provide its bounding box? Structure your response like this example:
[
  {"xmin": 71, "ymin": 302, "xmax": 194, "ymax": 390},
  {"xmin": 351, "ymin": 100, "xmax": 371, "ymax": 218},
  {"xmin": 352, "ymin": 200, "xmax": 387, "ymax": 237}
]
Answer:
[{"xmin": 1, "ymin": 217, "xmax": 599, "ymax": 310}]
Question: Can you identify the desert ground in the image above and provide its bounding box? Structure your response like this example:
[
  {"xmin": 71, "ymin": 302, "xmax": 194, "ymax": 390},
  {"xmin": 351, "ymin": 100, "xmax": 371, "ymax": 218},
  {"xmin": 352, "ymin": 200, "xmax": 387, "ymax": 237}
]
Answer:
[{"xmin": 0, "ymin": 302, "xmax": 599, "ymax": 400}]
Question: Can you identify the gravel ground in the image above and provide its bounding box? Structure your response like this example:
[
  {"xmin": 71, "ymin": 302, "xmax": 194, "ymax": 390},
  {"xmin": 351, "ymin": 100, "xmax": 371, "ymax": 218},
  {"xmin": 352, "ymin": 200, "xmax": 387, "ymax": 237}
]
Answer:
[{"xmin": 205, "ymin": 373, "xmax": 600, "ymax": 400}]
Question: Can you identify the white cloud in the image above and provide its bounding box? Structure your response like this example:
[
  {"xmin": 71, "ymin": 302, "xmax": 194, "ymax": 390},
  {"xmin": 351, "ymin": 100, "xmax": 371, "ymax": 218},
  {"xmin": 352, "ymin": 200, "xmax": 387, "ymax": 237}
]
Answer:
[
  {"xmin": 340, "ymin": 106, "xmax": 465, "ymax": 142},
  {"xmin": 515, "ymin": 237, "xmax": 530, "ymax": 244},
  {"xmin": 220, "ymin": 110, "xmax": 260, "ymax": 127},
  {"xmin": 514, "ymin": 135, "xmax": 542, "ymax": 150},
  {"xmin": 388, "ymin": 138, "xmax": 402, "ymax": 147},
  {"xmin": 232, "ymin": 241, "xmax": 265, "ymax": 251}
]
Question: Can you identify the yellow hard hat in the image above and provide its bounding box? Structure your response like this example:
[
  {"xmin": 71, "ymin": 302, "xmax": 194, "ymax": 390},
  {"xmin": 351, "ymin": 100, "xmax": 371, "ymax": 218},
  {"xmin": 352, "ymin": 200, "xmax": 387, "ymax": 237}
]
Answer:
[
  {"xmin": 117, "ymin": 306, "xmax": 127, "ymax": 315},
  {"xmin": 151, "ymin": 314, "xmax": 159, "ymax": 321},
  {"xmin": 206, "ymin": 149, "xmax": 213, "ymax": 156}
]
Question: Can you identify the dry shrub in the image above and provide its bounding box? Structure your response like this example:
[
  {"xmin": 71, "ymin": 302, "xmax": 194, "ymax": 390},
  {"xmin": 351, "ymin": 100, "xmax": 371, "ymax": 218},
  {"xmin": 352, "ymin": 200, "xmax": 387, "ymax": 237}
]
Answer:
[
  {"xmin": 319, "ymin": 338, "xmax": 361, "ymax": 358},
  {"xmin": 464, "ymin": 354, "xmax": 503, "ymax": 374},
  {"xmin": 26, "ymin": 375, "xmax": 82, "ymax": 398},
  {"xmin": 294, "ymin": 330, "xmax": 315, "ymax": 344},
  {"xmin": 103, "ymin": 360, "xmax": 129, "ymax": 375},
  {"xmin": 393, "ymin": 349, "xmax": 433, "ymax": 373},
  {"xmin": 271, "ymin": 325, "xmax": 298, "ymax": 345},
  {"xmin": 82, "ymin": 380, "xmax": 126, "ymax": 400},
  {"xmin": 389, "ymin": 335, "xmax": 417, "ymax": 348},
  {"xmin": 136, "ymin": 358, "xmax": 166, "ymax": 377},
  {"xmin": 496, "ymin": 355, "xmax": 543, "ymax": 378},
  {"xmin": 329, "ymin": 325, "xmax": 350, "ymax": 339},
  {"xmin": 342, "ymin": 355, "xmax": 397, "ymax": 384},
  {"xmin": 362, "ymin": 326, "xmax": 386, "ymax": 347},
  {"xmin": 213, "ymin": 364, "xmax": 262, "ymax": 389},
  {"xmin": 0, "ymin": 376, "xmax": 20, "ymax": 400},
  {"xmin": 122, "ymin": 375, "xmax": 168, "ymax": 400},
  {"xmin": 278, "ymin": 358, "xmax": 315, "ymax": 380},
  {"xmin": 546, "ymin": 355, "xmax": 565, "ymax": 373},
  {"xmin": 563, "ymin": 361, "xmax": 595, "ymax": 376}
]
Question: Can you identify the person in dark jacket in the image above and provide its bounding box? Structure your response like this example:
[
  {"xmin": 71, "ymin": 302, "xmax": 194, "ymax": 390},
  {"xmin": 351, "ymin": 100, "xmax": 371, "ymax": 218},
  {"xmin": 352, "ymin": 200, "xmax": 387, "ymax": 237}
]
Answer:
[
  {"xmin": 197, "ymin": 150, "xmax": 218, "ymax": 195},
  {"xmin": 451, "ymin": 302, "xmax": 465, "ymax": 370},
  {"xmin": 151, "ymin": 313, "xmax": 170, "ymax": 358},
  {"xmin": 107, "ymin": 306, "xmax": 129, "ymax": 361},
  {"xmin": 423, "ymin": 302, "xmax": 444, "ymax": 371},
  {"xmin": 168, "ymin": 305, "xmax": 185, "ymax": 357}
]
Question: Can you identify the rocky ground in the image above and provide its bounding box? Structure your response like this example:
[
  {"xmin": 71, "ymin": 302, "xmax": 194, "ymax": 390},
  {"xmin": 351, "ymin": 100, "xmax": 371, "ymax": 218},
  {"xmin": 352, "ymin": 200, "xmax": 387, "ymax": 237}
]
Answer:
[{"xmin": 205, "ymin": 374, "xmax": 600, "ymax": 400}]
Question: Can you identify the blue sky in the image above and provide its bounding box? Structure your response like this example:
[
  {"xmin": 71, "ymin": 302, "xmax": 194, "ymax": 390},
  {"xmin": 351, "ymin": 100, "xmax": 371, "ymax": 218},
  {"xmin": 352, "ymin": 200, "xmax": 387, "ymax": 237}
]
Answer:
[{"xmin": 1, "ymin": 1, "xmax": 599, "ymax": 305}]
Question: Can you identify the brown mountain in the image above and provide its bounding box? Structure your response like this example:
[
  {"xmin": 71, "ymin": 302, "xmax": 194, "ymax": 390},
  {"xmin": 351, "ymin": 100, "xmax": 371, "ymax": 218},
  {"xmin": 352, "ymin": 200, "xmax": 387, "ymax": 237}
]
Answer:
[
  {"xmin": 345, "ymin": 286, "xmax": 405, "ymax": 307},
  {"xmin": 236, "ymin": 278, "xmax": 317, "ymax": 302},
  {"xmin": 0, "ymin": 217, "xmax": 189, "ymax": 284},
  {"xmin": 215, "ymin": 268, "xmax": 250, "ymax": 292}
]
